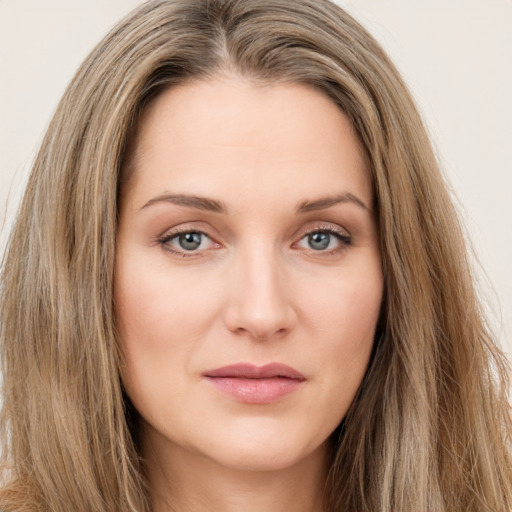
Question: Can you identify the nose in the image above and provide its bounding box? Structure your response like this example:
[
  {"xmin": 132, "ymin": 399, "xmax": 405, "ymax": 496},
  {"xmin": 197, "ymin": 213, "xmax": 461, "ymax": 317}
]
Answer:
[{"xmin": 222, "ymin": 245, "xmax": 297, "ymax": 340}]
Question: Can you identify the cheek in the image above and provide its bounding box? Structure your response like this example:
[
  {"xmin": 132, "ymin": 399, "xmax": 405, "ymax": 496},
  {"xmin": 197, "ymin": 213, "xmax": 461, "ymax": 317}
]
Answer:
[
  {"xmin": 302, "ymin": 261, "xmax": 383, "ymax": 395},
  {"xmin": 115, "ymin": 249, "xmax": 219, "ymax": 342},
  {"xmin": 113, "ymin": 252, "xmax": 221, "ymax": 397},
  {"xmin": 304, "ymin": 258, "xmax": 382, "ymax": 340}
]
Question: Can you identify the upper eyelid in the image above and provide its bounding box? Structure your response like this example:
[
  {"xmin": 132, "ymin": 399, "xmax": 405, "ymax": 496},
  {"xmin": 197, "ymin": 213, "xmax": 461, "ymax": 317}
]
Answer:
[
  {"xmin": 304, "ymin": 224, "xmax": 348, "ymax": 234},
  {"xmin": 158, "ymin": 223, "xmax": 215, "ymax": 240},
  {"xmin": 296, "ymin": 227, "xmax": 351, "ymax": 245},
  {"xmin": 295, "ymin": 223, "xmax": 351, "ymax": 239}
]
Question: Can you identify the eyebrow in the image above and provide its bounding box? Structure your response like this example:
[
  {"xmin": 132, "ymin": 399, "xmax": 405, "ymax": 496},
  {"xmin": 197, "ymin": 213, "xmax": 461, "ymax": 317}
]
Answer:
[
  {"xmin": 140, "ymin": 191, "xmax": 370, "ymax": 214},
  {"xmin": 140, "ymin": 193, "xmax": 226, "ymax": 213},
  {"xmin": 296, "ymin": 193, "xmax": 370, "ymax": 213}
]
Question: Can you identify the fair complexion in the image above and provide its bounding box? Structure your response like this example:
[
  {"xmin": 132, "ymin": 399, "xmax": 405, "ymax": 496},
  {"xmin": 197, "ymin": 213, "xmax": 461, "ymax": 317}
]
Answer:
[{"xmin": 115, "ymin": 76, "xmax": 383, "ymax": 512}]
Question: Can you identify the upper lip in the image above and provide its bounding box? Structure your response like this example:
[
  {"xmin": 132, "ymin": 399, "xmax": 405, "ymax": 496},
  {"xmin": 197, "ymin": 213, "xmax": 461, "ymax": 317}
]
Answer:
[{"xmin": 203, "ymin": 363, "xmax": 306, "ymax": 380}]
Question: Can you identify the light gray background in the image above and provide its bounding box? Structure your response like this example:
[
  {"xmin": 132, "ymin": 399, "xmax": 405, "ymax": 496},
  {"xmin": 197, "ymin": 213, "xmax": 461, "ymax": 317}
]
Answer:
[{"xmin": 1, "ymin": 1, "xmax": 511, "ymax": 355}]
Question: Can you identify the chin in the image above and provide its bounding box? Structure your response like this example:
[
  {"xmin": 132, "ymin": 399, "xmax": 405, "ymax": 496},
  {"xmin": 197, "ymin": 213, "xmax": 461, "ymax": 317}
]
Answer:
[
  {"xmin": 192, "ymin": 421, "xmax": 331, "ymax": 473},
  {"xmin": 208, "ymin": 444, "xmax": 319, "ymax": 473}
]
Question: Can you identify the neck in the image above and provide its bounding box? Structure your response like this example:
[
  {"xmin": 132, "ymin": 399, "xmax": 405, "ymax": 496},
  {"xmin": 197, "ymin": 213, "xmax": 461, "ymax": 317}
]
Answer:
[{"xmin": 142, "ymin": 431, "xmax": 329, "ymax": 512}]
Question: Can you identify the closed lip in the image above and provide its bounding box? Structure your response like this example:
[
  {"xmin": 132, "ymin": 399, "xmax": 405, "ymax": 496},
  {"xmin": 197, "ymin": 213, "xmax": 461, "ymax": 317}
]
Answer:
[
  {"xmin": 202, "ymin": 363, "xmax": 306, "ymax": 404},
  {"xmin": 203, "ymin": 363, "xmax": 306, "ymax": 380}
]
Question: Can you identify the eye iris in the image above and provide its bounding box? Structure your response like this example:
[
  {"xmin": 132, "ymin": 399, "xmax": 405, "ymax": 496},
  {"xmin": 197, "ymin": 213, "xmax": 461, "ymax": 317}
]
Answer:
[
  {"xmin": 308, "ymin": 232, "xmax": 330, "ymax": 250},
  {"xmin": 178, "ymin": 232, "xmax": 202, "ymax": 251}
]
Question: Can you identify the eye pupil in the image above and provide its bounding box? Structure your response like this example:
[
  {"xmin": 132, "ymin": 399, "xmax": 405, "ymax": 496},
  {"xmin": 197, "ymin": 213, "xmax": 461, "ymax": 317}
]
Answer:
[
  {"xmin": 178, "ymin": 232, "xmax": 202, "ymax": 251},
  {"xmin": 308, "ymin": 232, "xmax": 330, "ymax": 250}
]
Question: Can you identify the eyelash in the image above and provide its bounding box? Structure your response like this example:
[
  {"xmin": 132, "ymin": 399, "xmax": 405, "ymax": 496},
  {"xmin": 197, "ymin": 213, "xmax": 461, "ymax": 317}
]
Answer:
[
  {"xmin": 157, "ymin": 226, "xmax": 217, "ymax": 257},
  {"xmin": 297, "ymin": 225, "xmax": 352, "ymax": 255},
  {"xmin": 157, "ymin": 224, "xmax": 352, "ymax": 258}
]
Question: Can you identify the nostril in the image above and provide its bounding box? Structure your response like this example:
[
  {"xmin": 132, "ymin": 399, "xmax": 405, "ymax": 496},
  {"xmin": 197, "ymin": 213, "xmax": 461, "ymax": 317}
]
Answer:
[{"xmin": 232, "ymin": 325, "xmax": 289, "ymax": 340}]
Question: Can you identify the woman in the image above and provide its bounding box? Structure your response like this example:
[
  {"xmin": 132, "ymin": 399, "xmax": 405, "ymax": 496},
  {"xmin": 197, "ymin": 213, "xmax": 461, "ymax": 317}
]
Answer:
[{"xmin": 1, "ymin": 0, "xmax": 511, "ymax": 511}]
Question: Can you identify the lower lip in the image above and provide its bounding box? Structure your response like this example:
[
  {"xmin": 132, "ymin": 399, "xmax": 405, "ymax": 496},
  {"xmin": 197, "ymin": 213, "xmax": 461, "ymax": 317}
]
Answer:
[{"xmin": 204, "ymin": 377, "xmax": 303, "ymax": 404}]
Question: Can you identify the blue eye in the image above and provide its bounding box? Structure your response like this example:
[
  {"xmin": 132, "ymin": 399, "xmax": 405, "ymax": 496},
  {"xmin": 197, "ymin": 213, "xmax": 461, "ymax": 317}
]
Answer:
[
  {"xmin": 308, "ymin": 232, "xmax": 331, "ymax": 250},
  {"xmin": 297, "ymin": 228, "xmax": 351, "ymax": 252},
  {"xmin": 160, "ymin": 231, "xmax": 214, "ymax": 253}
]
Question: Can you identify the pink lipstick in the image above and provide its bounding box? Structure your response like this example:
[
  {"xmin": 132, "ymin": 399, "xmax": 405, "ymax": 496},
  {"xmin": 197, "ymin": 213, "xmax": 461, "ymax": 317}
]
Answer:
[{"xmin": 203, "ymin": 363, "xmax": 306, "ymax": 404}]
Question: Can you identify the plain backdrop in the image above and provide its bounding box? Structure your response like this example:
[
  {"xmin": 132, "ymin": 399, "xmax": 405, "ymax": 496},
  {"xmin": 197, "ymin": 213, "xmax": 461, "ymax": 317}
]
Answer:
[{"xmin": 1, "ymin": 1, "xmax": 511, "ymax": 355}]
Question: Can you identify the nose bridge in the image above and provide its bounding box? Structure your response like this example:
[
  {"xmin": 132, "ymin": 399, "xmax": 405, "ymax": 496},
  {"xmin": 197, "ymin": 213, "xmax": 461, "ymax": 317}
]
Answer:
[{"xmin": 223, "ymin": 239, "xmax": 296, "ymax": 339}]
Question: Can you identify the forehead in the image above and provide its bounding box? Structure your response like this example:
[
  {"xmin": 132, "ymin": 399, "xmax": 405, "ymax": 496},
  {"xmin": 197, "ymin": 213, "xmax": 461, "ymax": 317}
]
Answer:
[{"xmin": 123, "ymin": 77, "xmax": 372, "ymax": 211}]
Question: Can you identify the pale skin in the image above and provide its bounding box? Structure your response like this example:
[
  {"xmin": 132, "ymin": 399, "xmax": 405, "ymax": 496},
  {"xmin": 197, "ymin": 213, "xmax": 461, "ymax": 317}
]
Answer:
[{"xmin": 115, "ymin": 75, "xmax": 383, "ymax": 512}]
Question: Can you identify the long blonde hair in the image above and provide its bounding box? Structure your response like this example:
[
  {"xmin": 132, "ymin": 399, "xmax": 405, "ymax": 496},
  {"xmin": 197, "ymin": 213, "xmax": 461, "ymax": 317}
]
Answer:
[{"xmin": 1, "ymin": 1, "xmax": 511, "ymax": 511}]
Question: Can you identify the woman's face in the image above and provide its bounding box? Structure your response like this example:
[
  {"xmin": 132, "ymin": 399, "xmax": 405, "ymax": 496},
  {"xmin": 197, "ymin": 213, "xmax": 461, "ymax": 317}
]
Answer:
[{"xmin": 115, "ymin": 77, "xmax": 383, "ymax": 473}]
